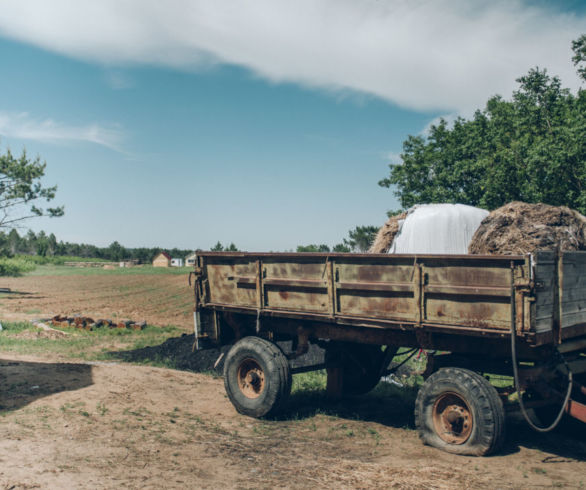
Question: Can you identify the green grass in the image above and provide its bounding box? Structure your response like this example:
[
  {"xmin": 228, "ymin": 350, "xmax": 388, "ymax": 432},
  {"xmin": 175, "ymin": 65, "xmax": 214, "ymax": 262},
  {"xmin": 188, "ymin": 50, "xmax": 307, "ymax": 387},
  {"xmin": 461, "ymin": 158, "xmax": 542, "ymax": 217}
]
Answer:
[
  {"xmin": 26, "ymin": 264, "xmax": 192, "ymax": 277},
  {"xmin": 0, "ymin": 321, "xmax": 181, "ymax": 362},
  {"xmin": 14, "ymin": 255, "xmax": 110, "ymax": 265}
]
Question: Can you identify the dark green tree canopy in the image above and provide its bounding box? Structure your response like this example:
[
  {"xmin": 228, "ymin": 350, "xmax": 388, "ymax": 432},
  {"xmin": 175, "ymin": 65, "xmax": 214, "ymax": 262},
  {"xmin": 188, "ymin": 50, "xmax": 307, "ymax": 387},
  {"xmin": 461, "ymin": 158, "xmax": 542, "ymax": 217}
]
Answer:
[
  {"xmin": 0, "ymin": 147, "xmax": 63, "ymax": 227},
  {"xmin": 380, "ymin": 39, "xmax": 586, "ymax": 215}
]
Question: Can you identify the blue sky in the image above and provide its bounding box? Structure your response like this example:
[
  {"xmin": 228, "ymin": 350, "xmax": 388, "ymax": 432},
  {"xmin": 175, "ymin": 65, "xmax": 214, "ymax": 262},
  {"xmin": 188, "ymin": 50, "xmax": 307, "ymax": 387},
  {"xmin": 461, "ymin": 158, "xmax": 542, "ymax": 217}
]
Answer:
[{"xmin": 0, "ymin": 1, "xmax": 585, "ymax": 251}]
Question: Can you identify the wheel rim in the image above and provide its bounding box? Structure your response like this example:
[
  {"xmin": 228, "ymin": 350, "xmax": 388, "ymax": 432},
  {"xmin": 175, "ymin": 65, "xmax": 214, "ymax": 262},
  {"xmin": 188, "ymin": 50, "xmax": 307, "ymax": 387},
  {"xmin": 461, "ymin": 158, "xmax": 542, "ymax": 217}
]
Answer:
[
  {"xmin": 432, "ymin": 392, "xmax": 473, "ymax": 444},
  {"xmin": 237, "ymin": 358, "xmax": 266, "ymax": 399}
]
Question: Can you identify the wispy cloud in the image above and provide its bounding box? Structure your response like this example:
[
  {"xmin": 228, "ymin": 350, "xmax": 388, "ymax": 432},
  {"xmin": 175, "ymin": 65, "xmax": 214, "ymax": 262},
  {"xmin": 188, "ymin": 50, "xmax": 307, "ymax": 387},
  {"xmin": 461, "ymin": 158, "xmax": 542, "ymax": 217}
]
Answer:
[
  {"xmin": 0, "ymin": 112, "xmax": 124, "ymax": 151},
  {"xmin": 385, "ymin": 151, "xmax": 403, "ymax": 166},
  {"xmin": 0, "ymin": 1, "xmax": 583, "ymax": 114}
]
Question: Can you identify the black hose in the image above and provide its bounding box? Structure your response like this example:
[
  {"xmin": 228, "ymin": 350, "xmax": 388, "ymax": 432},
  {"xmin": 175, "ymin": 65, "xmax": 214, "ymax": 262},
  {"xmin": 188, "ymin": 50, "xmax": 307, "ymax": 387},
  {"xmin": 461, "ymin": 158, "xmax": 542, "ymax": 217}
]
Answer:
[{"xmin": 510, "ymin": 283, "xmax": 573, "ymax": 433}]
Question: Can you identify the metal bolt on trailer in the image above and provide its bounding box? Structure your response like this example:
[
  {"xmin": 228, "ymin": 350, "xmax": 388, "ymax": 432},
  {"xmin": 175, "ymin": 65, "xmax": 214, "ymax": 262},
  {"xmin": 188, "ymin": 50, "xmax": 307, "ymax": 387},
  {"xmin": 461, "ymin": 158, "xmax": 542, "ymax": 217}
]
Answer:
[{"xmin": 190, "ymin": 251, "xmax": 586, "ymax": 456}]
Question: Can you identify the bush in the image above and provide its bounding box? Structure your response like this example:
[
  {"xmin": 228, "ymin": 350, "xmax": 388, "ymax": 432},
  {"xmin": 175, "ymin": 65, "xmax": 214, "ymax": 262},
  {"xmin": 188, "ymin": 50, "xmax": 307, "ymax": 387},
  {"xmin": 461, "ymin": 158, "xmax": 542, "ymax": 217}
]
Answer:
[{"xmin": 0, "ymin": 257, "xmax": 36, "ymax": 276}]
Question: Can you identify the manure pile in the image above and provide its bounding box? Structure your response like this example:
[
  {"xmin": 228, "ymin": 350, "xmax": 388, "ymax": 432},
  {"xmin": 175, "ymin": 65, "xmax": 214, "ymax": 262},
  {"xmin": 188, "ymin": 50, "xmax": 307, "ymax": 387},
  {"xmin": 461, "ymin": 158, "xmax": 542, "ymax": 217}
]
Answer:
[
  {"xmin": 468, "ymin": 201, "xmax": 586, "ymax": 255},
  {"xmin": 369, "ymin": 211, "xmax": 408, "ymax": 253}
]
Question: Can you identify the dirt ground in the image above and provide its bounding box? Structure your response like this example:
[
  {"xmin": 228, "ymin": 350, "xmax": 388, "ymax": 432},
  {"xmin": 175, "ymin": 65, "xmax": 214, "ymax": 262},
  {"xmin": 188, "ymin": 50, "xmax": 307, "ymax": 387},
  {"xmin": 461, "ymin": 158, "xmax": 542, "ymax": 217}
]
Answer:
[
  {"xmin": 0, "ymin": 273, "xmax": 194, "ymax": 330},
  {"xmin": 1, "ymin": 353, "xmax": 585, "ymax": 489}
]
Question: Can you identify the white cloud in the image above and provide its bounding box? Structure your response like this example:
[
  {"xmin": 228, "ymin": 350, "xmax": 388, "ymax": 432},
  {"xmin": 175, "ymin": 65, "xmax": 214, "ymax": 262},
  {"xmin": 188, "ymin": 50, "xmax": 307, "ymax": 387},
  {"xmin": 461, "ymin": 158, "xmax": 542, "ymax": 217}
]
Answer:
[
  {"xmin": 0, "ymin": 112, "xmax": 124, "ymax": 151},
  {"xmin": 0, "ymin": 1, "xmax": 584, "ymax": 113},
  {"xmin": 385, "ymin": 151, "xmax": 403, "ymax": 166}
]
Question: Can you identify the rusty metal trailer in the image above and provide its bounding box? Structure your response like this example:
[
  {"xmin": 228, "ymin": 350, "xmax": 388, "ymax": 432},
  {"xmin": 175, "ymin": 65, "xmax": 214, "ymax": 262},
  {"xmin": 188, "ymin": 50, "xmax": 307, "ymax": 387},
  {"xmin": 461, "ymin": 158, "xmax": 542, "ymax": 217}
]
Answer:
[{"xmin": 191, "ymin": 251, "xmax": 586, "ymax": 455}]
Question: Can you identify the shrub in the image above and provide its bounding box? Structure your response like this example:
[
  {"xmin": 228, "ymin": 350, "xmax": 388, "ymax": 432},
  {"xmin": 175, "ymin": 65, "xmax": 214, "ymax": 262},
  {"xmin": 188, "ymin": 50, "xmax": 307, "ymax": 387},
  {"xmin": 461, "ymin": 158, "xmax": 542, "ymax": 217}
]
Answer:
[{"xmin": 0, "ymin": 257, "xmax": 36, "ymax": 276}]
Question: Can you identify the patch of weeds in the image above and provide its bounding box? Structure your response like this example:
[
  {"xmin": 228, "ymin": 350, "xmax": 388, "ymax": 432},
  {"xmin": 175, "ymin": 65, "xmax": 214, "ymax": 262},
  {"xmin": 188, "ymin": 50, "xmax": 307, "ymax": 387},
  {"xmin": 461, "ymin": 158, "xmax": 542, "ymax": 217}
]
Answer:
[
  {"xmin": 532, "ymin": 467, "xmax": 547, "ymax": 475},
  {"xmin": 60, "ymin": 401, "xmax": 86, "ymax": 414},
  {"xmin": 96, "ymin": 402, "xmax": 108, "ymax": 416},
  {"xmin": 367, "ymin": 427, "xmax": 381, "ymax": 444},
  {"xmin": 292, "ymin": 370, "xmax": 327, "ymax": 394}
]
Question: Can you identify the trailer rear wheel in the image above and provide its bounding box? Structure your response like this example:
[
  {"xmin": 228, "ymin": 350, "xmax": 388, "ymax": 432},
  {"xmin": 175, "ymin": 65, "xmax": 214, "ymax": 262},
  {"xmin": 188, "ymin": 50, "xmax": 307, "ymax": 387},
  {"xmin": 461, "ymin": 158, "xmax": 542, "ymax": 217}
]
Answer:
[
  {"xmin": 325, "ymin": 343, "xmax": 392, "ymax": 396},
  {"xmin": 415, "ymin": 367, "xmax": 505, "ymax": 456},
  {"xmin": 224, "ymin": 336, "xmax": 292, "ymax": 418}
]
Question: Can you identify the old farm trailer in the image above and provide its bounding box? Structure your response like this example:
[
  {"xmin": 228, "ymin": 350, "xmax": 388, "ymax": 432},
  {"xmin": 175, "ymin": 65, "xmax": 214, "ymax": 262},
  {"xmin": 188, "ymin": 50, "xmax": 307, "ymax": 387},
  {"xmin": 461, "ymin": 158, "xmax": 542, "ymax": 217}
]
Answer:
[{"xmin": 191, "ymin": 251, "xmax": 586, "ymax": 455}]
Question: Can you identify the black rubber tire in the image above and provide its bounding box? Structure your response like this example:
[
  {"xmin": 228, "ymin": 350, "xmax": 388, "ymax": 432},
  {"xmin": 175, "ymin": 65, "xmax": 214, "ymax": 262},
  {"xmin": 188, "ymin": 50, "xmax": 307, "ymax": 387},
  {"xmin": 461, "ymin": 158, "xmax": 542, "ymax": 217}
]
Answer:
[
  {"xmin": 223, "ymin": 336, "xmax": 292, "ymax": 418},
  {"xmin": 414, "ymin": 367, "xmax": 506, "ymax": 456},
  {"xmin": 325, "ymin": 343, "xmax": 391, "ymax": 396}
]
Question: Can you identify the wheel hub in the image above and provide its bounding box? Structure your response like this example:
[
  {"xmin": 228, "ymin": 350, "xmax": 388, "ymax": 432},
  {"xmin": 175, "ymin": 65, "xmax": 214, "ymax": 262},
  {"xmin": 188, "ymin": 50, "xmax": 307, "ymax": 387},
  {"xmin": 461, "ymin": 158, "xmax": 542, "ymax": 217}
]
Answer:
[
  {"xmin": 432, "ymin": 392, "xmax": 473, "ymax": 445},
  {"xmin": 237, "ymin": 358, "xmax": 266, "ymax": 399}
]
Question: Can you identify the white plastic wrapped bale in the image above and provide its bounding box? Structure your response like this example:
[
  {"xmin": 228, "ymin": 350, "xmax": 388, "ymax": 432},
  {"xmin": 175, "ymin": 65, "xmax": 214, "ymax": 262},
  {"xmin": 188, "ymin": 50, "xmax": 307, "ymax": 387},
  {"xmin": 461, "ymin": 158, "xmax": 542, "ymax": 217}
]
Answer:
[{"xmin": 389, "ymin": 204, "xmax": 489, "ymax": 254}]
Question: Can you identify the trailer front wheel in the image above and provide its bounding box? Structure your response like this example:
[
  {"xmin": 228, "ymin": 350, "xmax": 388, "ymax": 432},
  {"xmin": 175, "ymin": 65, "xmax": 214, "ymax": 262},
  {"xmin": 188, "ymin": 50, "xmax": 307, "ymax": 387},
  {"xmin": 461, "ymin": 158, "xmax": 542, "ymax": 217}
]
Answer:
[
  {"xmin": 415, "ymin": 367, "xmax": 505, "ymax": 456},
  {"xmin": 224, "ymin": 336, "xmax": 291, "ymax": 418}
]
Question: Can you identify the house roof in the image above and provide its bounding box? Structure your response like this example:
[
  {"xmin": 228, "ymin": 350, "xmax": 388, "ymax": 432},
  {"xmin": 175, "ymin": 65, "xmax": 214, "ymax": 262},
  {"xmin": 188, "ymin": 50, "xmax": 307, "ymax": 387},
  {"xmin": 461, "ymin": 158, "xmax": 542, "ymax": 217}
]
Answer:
[{"xmin": 157, "ymin": 252, "xmax": 171, "ymax": 260}]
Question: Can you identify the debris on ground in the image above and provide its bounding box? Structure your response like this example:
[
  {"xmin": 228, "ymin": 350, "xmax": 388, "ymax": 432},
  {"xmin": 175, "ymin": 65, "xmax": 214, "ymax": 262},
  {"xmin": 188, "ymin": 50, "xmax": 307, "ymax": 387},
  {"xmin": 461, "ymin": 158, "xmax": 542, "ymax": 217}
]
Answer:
[
  {"xmin": 468, "ymin": 201, "xmax": 586, "ymax": 255},
  {"xmin": 49, "ymin": 314, "xmax": 147, "ymax": 331}
]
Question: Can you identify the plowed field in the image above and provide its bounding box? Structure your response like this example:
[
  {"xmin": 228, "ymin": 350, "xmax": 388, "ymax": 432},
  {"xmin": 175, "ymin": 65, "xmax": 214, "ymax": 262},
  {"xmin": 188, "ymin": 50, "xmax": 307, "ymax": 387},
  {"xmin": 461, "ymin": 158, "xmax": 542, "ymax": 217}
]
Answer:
[{"xmin": 0, "ymin": 268, "xmax": 194, "ymax": 330}]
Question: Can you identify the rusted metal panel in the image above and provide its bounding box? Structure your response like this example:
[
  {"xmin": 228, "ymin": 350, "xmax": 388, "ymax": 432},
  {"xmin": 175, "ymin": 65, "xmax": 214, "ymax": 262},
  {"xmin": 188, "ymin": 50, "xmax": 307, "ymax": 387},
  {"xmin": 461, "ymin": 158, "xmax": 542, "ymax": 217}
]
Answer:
[
  {"xmin": 196, "ymin": 251, "xmax": 586, "ymax": 349},
  {"xmin": 423, "ymin": 258, "xmax": 515, "ymax": 330},
  {"xmin": 198, "ymin": 252, "xmax": 530, "ymax": 336},
  {"xmin": 335, "ymin": 256, "xmax": 418, "ymax": 321},
  {"xmin": 561, "ymin": 253, "xmax": 586, "ymax": 330},
  {"xmin": 262, "ymin": 257, "xmax": 330, "ymax": 314}
]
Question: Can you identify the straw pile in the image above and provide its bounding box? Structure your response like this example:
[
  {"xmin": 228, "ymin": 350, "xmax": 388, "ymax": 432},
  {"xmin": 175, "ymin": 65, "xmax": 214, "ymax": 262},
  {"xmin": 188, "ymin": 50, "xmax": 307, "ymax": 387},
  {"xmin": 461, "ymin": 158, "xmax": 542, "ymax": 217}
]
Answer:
[
  {"xmin": 468, "ymin": 202, "xmax": 586, "ymax": 255},
  {"xmin": 369, "ymin": 211, "xmax": 408, "ymax": 253}
]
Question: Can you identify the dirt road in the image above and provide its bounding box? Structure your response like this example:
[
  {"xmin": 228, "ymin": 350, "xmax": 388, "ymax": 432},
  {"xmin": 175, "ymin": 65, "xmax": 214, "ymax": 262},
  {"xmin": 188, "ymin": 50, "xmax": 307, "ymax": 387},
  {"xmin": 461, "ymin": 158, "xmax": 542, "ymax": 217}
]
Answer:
[{"xmin": 1, "ymin": 354, "xmax": 585, "ymax": 489}]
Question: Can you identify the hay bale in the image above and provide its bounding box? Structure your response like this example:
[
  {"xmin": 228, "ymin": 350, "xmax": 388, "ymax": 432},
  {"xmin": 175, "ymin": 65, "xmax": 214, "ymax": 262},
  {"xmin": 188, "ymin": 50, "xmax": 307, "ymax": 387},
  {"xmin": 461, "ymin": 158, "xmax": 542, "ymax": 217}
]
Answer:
[
  {"xmin": 468, "ymin": 202, "xmax": 586, "ymax": 255},
  {"xmin": 369, "ymin": 212, "xmax": 408, "ymax": 253}
]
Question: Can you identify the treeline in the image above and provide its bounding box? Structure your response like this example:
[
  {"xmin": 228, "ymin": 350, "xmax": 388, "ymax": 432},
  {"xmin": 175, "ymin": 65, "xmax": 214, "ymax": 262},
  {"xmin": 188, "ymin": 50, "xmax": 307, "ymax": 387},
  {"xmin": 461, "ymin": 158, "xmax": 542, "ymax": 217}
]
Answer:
[
  {"xmin": 296, "ymin": 226, "xmax": 379, "ymax": 253},
  {"xmin": 0, "ymin": 229, "xmax": 194, "ymax": 264}
]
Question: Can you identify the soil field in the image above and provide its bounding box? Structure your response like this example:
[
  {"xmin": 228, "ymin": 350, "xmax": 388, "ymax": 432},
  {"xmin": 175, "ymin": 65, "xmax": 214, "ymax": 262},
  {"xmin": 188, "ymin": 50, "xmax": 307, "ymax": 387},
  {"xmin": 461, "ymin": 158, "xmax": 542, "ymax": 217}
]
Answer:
[
  {"xmin": 0, "ymin": 269, "xmax": 194, "ymax": 330},
  {"xmin": 1, "ymin": 353, "xmax": 586, "ymax": 489}
]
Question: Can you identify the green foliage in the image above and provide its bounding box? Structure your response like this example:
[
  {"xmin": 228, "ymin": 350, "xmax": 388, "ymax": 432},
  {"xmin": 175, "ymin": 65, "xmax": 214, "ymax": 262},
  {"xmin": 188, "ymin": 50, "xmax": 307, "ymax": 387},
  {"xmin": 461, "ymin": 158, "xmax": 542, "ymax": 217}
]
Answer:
[
  {"xmin": 296, "ymin": 226, "xmax": 378, "ymax": 253},
  {"xmin": 296, "ymin": 244, "xmax": 331, "ymax": 252},
  {"xmin": 342, "ymin": 226, "xmax": 379, "ymax": 252},
  {"xmin": 332, "ymin": 243, "xmax": 351, "ymax": 252},
  {"xmin": 211, "ymin": 241, "xmax": 239, "ymax": 252},
  {"xmin": 0, "ymin": 147, "xmax": 63, "ymax": 227},
  {"xmin": 0, "ymin": 229, "xmax": 196, "ymax": 264},
  {"xmin": 572, "ymin": 34, "xmax": 586, "ymax": 82},
  {"xmin": 380, "ymin": 39, "xmax": 586, "ymax": 214},
  {"xmin": 0, "ymin": 257, "xmax": 36, "ymax": 276}
]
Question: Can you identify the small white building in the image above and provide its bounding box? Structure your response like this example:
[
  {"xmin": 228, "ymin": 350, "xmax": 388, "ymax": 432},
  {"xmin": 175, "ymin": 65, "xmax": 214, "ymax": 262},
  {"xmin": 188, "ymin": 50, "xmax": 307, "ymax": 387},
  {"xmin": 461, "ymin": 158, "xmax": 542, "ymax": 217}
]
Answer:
[
  {"xmin": 185, "ymin": 253, "xmax": 196, "ymax": 266},
  {"xmin": 170, "ymin": 258, "xmax": 184, "ymax": 267}
]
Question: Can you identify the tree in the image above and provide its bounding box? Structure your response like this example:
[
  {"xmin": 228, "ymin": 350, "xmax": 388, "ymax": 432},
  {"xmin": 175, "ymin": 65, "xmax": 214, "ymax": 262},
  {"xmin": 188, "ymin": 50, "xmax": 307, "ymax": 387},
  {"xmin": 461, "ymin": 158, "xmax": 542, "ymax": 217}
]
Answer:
[
  {"xmin": 107, "ymin": 241, "xmax": 126, "ymax": 261},
  {"xmin": 0, "ymin": 147, "xmax": 63, "ymax": 228},
  {"xmin": 35, "ymin": 230, "xmax": 49, "ymax": 257},
  {"xmin": 47, "ymin": 233, "xmax": 57, "ymax": 256},
  {"xmin": 572, "ymin": 34, "xmax": 586, "ymax": 82},
  {"xmin": 342, "ymin": 226, "xmax": 379, "ymax": 252},
  {"xmin": 332, "ymin": 243, "xmax": 351, "ymax": 252},
  {"xmin": 7, "ymin": 228, "xmax": 20, "ymax": 255},
  {"xmin": 379, "ymin": 38, "xmax": 586, "ymax": 214},
  {"xmin": 296, "ymin": 244, "xmax": 330, "ymax": 252},
  {"xmin": 210, "ymin": 241, "xmax": 239, "ymax": 251},
  {"xmin": 211, "ymin": 241, "xmax": 224, "ymax": 251}
]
